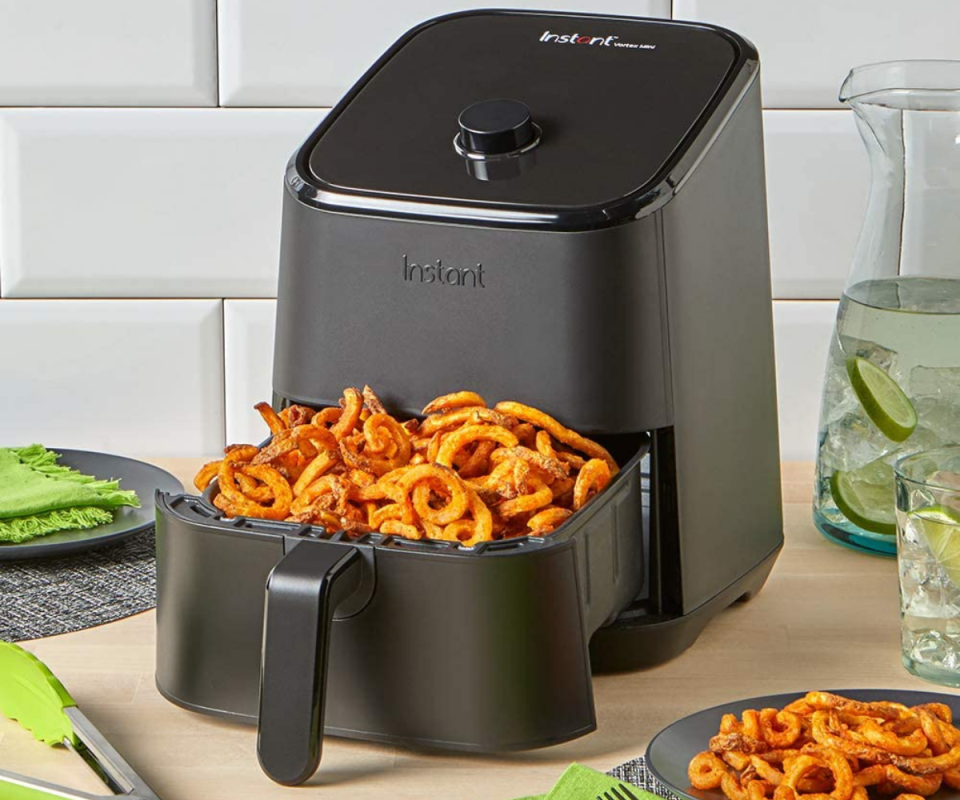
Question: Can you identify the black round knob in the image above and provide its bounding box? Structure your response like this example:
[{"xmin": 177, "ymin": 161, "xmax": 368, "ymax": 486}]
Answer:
[{"xmin": 458, "ymin": 99, "xmax": 536, "ymax": 156}]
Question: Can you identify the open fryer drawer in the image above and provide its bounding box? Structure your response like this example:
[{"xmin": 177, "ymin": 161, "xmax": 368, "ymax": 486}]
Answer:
[{"xmin": 154, "ymin": 436, "xmax": 649, "ymax": 783}]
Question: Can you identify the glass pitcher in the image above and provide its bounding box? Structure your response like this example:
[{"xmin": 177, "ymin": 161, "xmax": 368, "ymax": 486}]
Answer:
[{"xmin": 814, "ymin": 61, "xmax": 960, "ymax": 556}]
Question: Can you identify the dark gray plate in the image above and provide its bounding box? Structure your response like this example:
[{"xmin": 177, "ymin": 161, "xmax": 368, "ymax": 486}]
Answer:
[
  {"xmin": 0, "ymin": 449, "xmax": 182, "ymax": 560},
  {"xmin": 646, "ymin": 689, "xmax": 960, "ymax": 800}
]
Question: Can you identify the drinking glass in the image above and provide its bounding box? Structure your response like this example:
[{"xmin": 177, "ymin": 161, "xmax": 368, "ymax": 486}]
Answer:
[{"xmin": 896, "ymin": 446, "xmax": 960, "ymax": 686}]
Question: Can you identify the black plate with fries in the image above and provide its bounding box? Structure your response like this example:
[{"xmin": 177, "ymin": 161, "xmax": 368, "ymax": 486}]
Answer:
[
  {"xmin": 646, "ymin": 690, "xmax": 960, "ymax": 800},
  {"xmin": 0, "ymin": 449, "xmax": 182, "ymax": 560}
]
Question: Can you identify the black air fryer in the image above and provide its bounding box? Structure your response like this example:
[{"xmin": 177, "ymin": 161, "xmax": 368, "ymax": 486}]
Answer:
[{"xmin": 155, "ymin": 9, "xmax": 783, "ymax": 786}]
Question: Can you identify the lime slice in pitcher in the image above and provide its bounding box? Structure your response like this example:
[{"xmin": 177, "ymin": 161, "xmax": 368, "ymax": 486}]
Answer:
[
  {"xmin": 831, "ymin": 461, "xmax": 897, "ymax": 535},
  {"xmin": 911, "ymin": 507, "xmax": 960, "ymax": 588},
  {"xmin": 847, "ymin": 357, "xmax": 918, "ymax": 442}
]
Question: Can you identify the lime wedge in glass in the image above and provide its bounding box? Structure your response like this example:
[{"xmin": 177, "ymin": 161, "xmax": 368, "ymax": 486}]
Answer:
[
  {"xmin": 831, "ymin": 459, "xmax": 897, "ymax": 534},
  {"xmin": 847, "ymin": 356, "xmax": 918, "ymax": 442},
  {"xmin": 911, "ymin": 506, "xmax": 960, "ymax": 588}
]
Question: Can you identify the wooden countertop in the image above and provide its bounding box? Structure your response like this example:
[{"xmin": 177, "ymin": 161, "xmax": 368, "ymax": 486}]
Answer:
[{"xmin": 0, "ymin": 460, "xmax": 925, "ymax": 800}]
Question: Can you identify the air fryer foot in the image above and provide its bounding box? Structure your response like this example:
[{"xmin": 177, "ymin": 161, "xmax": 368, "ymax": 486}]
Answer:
[{"xmin": 588, "ymin": 541, "xmax": 782, "ymax": 673}]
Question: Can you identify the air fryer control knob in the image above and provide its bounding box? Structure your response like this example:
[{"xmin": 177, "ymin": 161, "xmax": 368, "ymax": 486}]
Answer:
[{"xmin": 457, "ymin": 99, "xmax": 537, "ymax": 156}]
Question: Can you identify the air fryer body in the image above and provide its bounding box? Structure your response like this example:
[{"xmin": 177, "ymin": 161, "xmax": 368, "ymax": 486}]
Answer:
[
  {"xmin": 154, "ymin": 8, "xmax": 783, "ymax": 762},
  {"xmin": 272, "ymin": 19, "xmax": 783, "ymax": 662}
]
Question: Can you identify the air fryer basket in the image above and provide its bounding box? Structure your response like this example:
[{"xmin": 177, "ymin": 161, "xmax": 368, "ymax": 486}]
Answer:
[{"xmin": 155, "ymin": 431, "xmax": 650, "ymax": 784}]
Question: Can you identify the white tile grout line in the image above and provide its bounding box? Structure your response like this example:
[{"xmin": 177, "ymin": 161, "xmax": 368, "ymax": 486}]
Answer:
[
  {"xmin": 214, "ymin": 0, "xmax": 221, "ymax": 108},
  {"xmin": 219, "ymin": 298, "xmax": 227, "ymax": 449}
]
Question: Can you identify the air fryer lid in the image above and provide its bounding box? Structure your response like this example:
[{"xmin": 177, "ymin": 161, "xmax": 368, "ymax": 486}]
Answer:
[{"xmin": 302, "ymin": 11, "xmax": 751, "ymax": 227}]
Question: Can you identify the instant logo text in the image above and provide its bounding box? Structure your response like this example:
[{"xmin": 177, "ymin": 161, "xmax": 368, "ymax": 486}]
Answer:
[
  {"xmin": 539, "ymin": 30, "xmax": 656, "ymax": 50},
  {"xmin": 402, "ymin": 255, "xmax": 485, "ymax": 289}
]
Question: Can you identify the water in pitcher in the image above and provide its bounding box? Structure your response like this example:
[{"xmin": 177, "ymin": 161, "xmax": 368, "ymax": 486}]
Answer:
[{"xmin": 814, "ymin": 277, "xmax": 960, "ymax": 554}]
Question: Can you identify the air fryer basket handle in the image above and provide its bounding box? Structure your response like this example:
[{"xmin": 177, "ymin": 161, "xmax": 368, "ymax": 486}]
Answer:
[{"xmin": 257, "ymin": 542, "xmax": 363, "ymax": 785}]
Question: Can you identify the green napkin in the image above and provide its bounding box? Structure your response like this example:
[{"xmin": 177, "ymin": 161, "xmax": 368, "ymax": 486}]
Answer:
[
  {"xmin": 511, "ymin": 763, "xmax": 654, "ymax": 800},
  {"xmin": 0, "ymin": 445, "xmax": 140, "ymax": 543}
]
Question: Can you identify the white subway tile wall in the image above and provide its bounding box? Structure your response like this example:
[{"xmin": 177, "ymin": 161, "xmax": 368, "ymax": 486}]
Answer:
[
  {"xmin": 673, "ymin": 0, "xmax": 960, "ymax": 108},
  {"xmin": 0, "ymin": 0, "xmax": 217, "ymax": 107},
  {"xmin": 0, "ymin": 109, "xmax": 324, "ymax": 298},
  {"xmin": 772, "ymin": 302, "xmax": 837, "ymax": 461},
  {"xmin": 1, "ymin": 1, "xmax": 928, "ymax": 460},
  {"xmin": 0, "ymin": 300, "xmax": 223, "ymax": 457},
  {"xmin": 763, "ymin": 111, "xmax": 868, "ymax": 300},
  {"xmin": 223, "ymin": 299, "xmax": 276, "ymax": 445}
]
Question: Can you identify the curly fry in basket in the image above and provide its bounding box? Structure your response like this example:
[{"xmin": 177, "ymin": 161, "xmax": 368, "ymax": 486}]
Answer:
[
  {"xmin": 435, "ymin": 425, "xmax": 518, "ymax": 468},
  {"xmin": 422, "ymin": 391, "xmax": 487, "ymax": 415},
  {"xmin": 493, "ymin": 401, "xmax": 619, "ymax": 474},
  {"xmin": 573, "ymin": 458, "xmax": 612, "ymax": 510}
]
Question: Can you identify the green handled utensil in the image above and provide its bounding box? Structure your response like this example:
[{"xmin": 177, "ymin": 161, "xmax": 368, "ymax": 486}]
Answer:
[{"xmin": 0, "ymin": 642, "xmax": 160, "ymax": 800}]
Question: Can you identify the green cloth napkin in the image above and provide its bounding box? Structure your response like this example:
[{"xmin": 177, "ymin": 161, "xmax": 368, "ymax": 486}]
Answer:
[
  {"xmin": 511, "ymin": 763, "xmax": 655, "ymax": 800},
  {"xmin": 0, "ymin": 445, "xmax": 140, "ymax": 543}
]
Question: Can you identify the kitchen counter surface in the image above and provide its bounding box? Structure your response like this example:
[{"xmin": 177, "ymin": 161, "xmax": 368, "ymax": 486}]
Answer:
[{"xmin": 0, "ymin": 460, "xmax": 923, "ymax": 800}]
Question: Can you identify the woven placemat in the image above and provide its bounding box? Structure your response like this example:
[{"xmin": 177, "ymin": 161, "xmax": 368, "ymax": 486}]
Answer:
[
  {"xmin": 610, "ymin": 754, "xmax": 680, "ymax": 798},
  {"xmin": 0, "ymin": 528, "xmax": 156, "ymax": 642}
]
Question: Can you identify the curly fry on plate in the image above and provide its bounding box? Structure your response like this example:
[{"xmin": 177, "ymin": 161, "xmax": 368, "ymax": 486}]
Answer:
[{"xmin": 689, "ymin": 692, "xmax": 960, "ymax": 800}]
